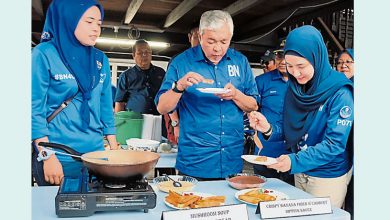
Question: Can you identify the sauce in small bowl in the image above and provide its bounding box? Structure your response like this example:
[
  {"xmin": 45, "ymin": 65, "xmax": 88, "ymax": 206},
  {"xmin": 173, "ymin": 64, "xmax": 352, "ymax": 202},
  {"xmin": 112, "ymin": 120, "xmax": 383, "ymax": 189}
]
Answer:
[{"xmin": 226, "ymin": 173, "xmax": 267, "ymax": 190}]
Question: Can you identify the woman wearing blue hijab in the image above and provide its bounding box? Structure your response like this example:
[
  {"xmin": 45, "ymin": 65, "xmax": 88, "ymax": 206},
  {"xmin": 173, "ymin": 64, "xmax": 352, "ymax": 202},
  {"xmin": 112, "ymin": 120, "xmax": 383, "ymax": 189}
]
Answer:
[
  {"xmin": 32, "ymin": 0, "xmax": 118, "ymax": 185},
  {"xmin": 249, "ymin": 25, "xmax": 353, "ymax": 207}
]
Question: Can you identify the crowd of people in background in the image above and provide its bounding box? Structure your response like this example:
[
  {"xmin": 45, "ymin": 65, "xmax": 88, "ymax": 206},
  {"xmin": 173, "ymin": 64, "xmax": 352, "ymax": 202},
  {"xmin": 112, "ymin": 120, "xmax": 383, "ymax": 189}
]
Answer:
[{"xmin": 31, "ymin": 0, "xmax": 354, "ymax": 216}]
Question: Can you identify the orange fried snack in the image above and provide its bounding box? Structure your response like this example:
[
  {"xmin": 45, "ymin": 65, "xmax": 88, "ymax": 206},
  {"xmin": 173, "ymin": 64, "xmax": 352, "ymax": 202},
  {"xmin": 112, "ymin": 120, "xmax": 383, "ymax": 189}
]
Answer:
[
  {"xmin": 254, "ymin": 156, "xmax": 268, "ymax": 162},
  {"xmin": 165, "ymin": 191, "xmax": 225, "ymax": 209},
  {"xmin": 202, "ymin": 79, "xmax": 214, "ymax": 84},
  {"xmin": 238, "ymin": 189, "xmax": 276, "ymax": 204},
  {"xmin": 192, "ymin": 196, "xmax": 226, "ymax": 208}
]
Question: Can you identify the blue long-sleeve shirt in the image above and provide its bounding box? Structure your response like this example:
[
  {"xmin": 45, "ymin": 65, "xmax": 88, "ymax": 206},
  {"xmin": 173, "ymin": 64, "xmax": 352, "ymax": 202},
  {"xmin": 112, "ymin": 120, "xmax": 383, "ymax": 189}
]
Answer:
[
  {"xmin": 268, "ymin": 86, "xmax": 353, "ymax": 178},
  {"xmin": 255, "ymin": 70, "xmax": 290, "ymax": 157},
  {"xmin": 155, "ymin": 45, "xmax": 259, "ymax": 178},
  {"xmin": 32, "ymin": 41, "xmax": 115, "ymax": 163}
]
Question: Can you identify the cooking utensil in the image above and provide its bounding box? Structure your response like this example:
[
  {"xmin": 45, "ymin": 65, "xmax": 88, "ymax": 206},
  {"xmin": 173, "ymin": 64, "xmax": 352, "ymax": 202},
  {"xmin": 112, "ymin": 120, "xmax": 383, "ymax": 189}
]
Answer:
[
  {"xmin": 163, "ymin": 174, "xmax": 182, "ymax": 187},
  {"xmin": 38, "ymin": 142, "xmax": 160, "ymax": 179},
  {"xmin": 39, "ymin": 146, "xmax": 109, "ymax": 161}
]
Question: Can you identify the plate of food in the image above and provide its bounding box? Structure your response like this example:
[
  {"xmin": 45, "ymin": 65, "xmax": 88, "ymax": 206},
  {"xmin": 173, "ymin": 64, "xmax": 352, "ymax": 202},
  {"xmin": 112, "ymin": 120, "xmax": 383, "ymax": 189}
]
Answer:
[
  {"xmin": 235, "ymin": 188, "xmax": 288, "ymax": 205},
  {"xmin": 241, "ymin": 155, "xmax": 277, "ymax": 165},
  {"xmin": 164, "ymin": 191, "xmax": 226, "ymax": 210},
  {"xmin": 196, "ymin": 88, "xmax": 231, "ymax": 94}
]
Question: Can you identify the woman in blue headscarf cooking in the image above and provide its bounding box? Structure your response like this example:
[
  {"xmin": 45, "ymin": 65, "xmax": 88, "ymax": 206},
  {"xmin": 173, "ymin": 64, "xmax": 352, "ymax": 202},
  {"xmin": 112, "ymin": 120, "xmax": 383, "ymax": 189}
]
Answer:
[
  {"xmin": 32, "ymin": 0, "xmax": 118, "ymax": 186},
  {"xmin": 249, "ymin": 25, "xmax": 353, "ymax": 208}
]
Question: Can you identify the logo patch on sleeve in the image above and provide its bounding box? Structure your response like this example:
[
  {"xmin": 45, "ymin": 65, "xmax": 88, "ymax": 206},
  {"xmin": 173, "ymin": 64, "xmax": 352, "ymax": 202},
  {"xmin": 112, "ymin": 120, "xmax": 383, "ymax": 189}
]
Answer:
[{"xmin": 340, "ymin": 106, "xmax": 352, "ymax": 119}]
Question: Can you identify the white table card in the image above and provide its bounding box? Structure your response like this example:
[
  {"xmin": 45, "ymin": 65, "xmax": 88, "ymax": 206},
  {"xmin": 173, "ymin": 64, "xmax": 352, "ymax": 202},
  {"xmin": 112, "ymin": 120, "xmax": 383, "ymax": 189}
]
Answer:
[
  {"xmin": 256, "ymin": 197, "xmax": 332, "ymax": 219},
  {"xmin": 161, "ymin": 204, "xmax": 248, "ymax": 220}
]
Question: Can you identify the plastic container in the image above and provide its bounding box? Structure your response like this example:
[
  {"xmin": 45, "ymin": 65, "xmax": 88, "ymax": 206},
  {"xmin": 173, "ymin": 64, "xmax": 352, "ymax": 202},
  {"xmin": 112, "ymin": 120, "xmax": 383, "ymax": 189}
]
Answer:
[
  {"xmin": 115, "ymin": 111, "xmax": 144, "ymax": 144},
  {"xmin": 126, "ymin": 138, "xmax": 160, "ymax": 152}
]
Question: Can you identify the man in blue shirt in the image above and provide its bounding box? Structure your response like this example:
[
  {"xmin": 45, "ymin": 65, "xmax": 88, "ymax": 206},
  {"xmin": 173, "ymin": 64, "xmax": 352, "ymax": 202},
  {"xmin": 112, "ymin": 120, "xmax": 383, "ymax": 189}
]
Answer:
[
  {"xmin": 253, "ymin": 49, "xmax": 294, "ymax": 185},
  {"xmin": 155, "ymin": 10, "xmax": 258, "ymax": 180},
  {"xmin": 115, "ymin": 39, "xmax": 165, "ymax": 115}
]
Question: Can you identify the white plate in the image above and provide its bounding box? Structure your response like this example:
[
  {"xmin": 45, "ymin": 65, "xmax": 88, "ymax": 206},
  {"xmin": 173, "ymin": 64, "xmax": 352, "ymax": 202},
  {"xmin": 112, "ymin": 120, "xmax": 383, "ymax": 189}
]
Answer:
[
  {"xmin": 164, "ymin": 191, "xmax": 215, "ymax": 210},
  {"xmin": 235, "ymin": 188, "xmax": 289, "ymax": 206},
  {"xmin": 197, "ymin": 88, "xmax": 231, "ymax": 94},
  {"xmin": 241, "ymin": 155, "xmax": 277, "ymax": 165}
]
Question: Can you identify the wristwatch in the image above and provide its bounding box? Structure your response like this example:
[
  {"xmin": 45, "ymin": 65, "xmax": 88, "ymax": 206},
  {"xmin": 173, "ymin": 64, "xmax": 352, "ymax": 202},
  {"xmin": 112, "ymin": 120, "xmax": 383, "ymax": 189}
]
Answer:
[
  {"xmin": 37, "ymin": 147, "xmax": 55, "ymax": 162},
  {"xmin": 172, "ymin": 81, "xmax": 184, "ymax": 93},
  {"xmin": 171, "ymin": 120, "xmax": 179, "ymax": 127}
]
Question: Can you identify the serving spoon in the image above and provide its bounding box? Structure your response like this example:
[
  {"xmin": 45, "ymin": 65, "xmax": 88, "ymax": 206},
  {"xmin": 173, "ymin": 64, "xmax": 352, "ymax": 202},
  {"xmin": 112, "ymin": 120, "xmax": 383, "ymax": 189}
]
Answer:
[{"xmin": 163, "ymin": 174, "xmax": 182, "ymax": 187}]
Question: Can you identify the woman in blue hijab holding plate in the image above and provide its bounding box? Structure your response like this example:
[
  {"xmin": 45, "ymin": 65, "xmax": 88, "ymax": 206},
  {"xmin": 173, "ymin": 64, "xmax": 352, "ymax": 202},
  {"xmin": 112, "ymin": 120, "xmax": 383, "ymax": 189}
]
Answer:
[
  {"xmin": 249, "ymin": 25, "xmax": 353, "ymax": 207},
  {"xmin": 32, "ymin": 0, "xmax": 118, "ymax": 186}
]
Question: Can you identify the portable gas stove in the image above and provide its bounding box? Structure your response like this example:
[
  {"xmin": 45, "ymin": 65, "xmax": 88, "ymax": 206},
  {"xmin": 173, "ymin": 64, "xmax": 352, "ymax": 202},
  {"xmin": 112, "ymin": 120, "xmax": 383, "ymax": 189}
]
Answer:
[{"xmin": 55, "ymin": 168, "xmax": 157, "ymax": 217}]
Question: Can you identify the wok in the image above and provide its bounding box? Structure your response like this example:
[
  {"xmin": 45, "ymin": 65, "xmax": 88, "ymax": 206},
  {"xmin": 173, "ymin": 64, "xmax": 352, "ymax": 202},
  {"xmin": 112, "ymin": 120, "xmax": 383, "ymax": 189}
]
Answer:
[{"xmin": 38, "ymin": 142, "xmax": 160, "ymax": 179}]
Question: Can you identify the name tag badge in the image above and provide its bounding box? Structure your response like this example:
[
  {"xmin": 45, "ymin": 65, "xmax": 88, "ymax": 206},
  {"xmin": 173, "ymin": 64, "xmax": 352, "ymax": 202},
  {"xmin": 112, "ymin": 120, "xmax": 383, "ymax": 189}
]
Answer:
[
  {"xmin": 255, "ymin": 197, "xmax": 332, "ymax": 219},
  {"xmin": 161, "ymin": 204, "xmax": 248, "ymax": 220}
]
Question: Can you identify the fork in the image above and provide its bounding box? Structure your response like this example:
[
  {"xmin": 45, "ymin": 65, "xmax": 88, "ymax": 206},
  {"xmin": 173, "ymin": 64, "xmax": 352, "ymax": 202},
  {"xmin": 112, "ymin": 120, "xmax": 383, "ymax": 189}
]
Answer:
[{"xmin": 253, "ymin": 127, "xmax": 264, "ymax": 155}]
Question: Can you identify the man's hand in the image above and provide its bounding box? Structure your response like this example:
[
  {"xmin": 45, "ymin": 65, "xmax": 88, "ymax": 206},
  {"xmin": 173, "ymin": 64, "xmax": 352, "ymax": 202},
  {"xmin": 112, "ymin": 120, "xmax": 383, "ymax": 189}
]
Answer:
[
  {"xmin": 43, "ymin": 155, "xmax": 64, "ymax": 185},
  {"xmin": 216, "ymin": 83, "xmax": 237, "ymax": 100},
  {"xmin": 176, "ymin": 72, "xmax": 205, "ymax": 91}
]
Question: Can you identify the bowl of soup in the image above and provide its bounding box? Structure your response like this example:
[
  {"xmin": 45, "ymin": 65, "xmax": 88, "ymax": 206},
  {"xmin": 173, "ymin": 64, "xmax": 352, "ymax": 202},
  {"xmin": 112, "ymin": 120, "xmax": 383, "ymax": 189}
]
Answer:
[
  {"xmin": 226, "ymin": 173, "xmax": 267, "ymax": 190},
  {"xmin": 153, "ymin": 175, "xmax": 198, "ymax": 193}
]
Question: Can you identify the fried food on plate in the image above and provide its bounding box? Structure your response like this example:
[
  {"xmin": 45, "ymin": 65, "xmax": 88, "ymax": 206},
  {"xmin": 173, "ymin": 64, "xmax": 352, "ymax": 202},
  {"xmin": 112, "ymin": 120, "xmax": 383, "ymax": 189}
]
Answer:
[
  {"xmin": 254, "ymin": 156, "xmax": 268, "ymax": 162},
  {"xmin": 238, "ymin": 189, "xmax": 276, "ymax": 204},
  {"xmin": 165, "ymin": 191, "xmax": 225, "ymax": 209}
]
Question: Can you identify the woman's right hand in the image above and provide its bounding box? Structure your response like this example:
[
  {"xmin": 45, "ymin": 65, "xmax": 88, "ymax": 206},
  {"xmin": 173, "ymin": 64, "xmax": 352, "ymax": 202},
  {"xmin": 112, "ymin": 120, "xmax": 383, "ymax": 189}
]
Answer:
[
  {"xmin": 43, "ymin": 154, "xmax": 64, "ymax": 185},
  {"xmin": 248, "ymin": 111, "xmax": 270, "ymax": 133}
]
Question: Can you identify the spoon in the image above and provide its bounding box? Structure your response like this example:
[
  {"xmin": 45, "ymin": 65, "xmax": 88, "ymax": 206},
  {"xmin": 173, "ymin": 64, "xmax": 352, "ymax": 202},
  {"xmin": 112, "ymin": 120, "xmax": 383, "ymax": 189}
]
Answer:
[
  {"xmin": 254, "ymin": 129, "xmax": 264, "ymax": 155},
  {"xmin": 163, "ymin": 174, "xmax": 182, "ymax": 187}
]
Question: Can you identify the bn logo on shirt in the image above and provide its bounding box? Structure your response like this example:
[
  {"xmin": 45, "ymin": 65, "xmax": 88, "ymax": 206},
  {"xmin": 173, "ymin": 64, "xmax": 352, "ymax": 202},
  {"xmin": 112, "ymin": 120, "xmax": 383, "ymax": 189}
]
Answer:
[{"xmin": 228, "ymin": 65, "xmax": 240, "ymax": 77}]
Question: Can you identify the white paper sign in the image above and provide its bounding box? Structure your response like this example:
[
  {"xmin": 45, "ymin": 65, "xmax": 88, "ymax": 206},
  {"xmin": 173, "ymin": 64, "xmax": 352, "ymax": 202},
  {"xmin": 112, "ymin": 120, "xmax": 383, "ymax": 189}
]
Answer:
[
  {"xmin": 257, "ymin": 197, "xmax": 332, "ymax": 219},
  {"xmin": 161, "ymin": 204, "xmax": 248, "ymax": 220}
]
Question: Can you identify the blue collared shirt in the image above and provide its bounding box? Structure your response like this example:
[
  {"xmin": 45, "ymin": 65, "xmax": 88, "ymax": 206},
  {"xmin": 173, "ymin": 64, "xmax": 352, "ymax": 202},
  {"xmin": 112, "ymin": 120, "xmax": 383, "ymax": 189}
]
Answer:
[
  {"xmin": 155, "ymin": 45, "xmax": 258, "ymax": 178},
  {"xmin": 254, "ymin": 69, "xmax": 290, "ymax": 157},
  {"xmin": 115, "ymin": 65, "xmax": 165, "ymax": 115}
]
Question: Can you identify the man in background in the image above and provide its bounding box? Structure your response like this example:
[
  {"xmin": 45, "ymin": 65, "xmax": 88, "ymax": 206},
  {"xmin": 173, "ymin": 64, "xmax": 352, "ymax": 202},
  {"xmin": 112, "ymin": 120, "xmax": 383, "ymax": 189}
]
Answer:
[
  {"xmin": 114, "ymin": 39, "xmax": 165, "ymax": 115},
  {"xmin": 253, "ymin": 44, "xmax": 294, "ymax": 186},
  {"xmin": 260, "ymin": 49, "xmax": 277, "ymax": 73}
]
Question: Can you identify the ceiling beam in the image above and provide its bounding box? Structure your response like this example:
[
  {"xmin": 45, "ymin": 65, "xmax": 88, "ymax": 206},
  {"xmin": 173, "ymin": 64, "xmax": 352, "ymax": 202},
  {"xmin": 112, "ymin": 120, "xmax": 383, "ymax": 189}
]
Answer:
[
  {"xmin": 238, "ymin": 0, "xmax": 340, "ymax": 34},
  {"xmin": 102, "ymin": 21, "xmax": 164, "ymax": 33},
  {"xmin": 236, "ymin": 0, "xmax": 352, "ymax": 42},
  {"xmin": 163, "ymin": 0, "xmax": 202, "ymax": 28},
  {"xmin": 223, "ymin": 0, "xmax": 263, "ymax": 16},
  {"xmin": 230, "ymin": 42, "xmax": 270, "ymax": 53},
  {"xmin": 124, "ymin": 0, "xmax": 144, "ymax": 24},
  {"xmin": 32, "ymin": 0, "xmax": 44, "ymax": 18}
]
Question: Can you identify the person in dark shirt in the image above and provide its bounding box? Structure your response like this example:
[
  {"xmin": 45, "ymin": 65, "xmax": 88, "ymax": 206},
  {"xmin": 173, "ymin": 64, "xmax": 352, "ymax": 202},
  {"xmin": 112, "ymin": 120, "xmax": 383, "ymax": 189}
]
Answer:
[{"xmin": 114, "ymin": 39, "xmax": 165, "ymax": 115}]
